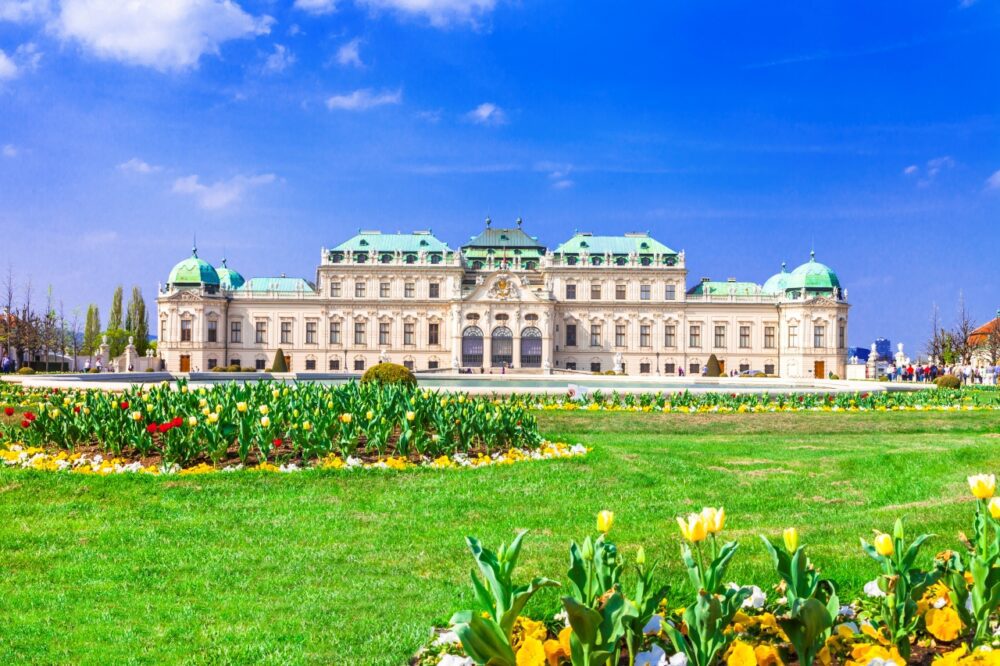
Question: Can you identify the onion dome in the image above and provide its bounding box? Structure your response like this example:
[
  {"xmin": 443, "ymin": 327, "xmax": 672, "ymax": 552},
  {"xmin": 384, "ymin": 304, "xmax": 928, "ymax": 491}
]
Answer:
[
  {"xmin": 216, "ymin": 258, "xmax": 245, "ymax": 290},
  {"xmin": 785, "ymin": 251, "xmax": 841, "ymax": 295},
  {"xmin": 167, "ymin": 247, "xmax": 220, "ymax": 287},
  {"xmin": 761, "ymin": 262, "xmax": 790, "ymax": 295}
]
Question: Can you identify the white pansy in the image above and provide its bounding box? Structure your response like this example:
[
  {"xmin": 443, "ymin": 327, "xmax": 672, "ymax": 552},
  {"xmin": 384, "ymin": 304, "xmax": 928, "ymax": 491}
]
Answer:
[
  {"xmin": 864, "ymin": 579, "xmax": 885, "ymax": 598},
  {"xmin": 838, "ymin": 605, "xmax": 856, "ymax": 619},
  {"xmin": 432, "ymin": 631, "xmax": 461, "ymax": 646},
  {"xmin": 666, "ymin": 652, "xmax": 689, "ymax": 666},
  {"xmin": 437, "ymin": 655, "xmax": 474, "ymax": 666}
]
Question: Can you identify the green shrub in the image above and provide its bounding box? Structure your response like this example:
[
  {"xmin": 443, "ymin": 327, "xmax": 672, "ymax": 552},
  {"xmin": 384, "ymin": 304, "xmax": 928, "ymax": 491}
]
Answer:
[
  {"xmin": 88, "ymin": 367, "xmax": 100, "ymax": 374},
  {"xmin": 829, "ymin": 373, "xmax": 840, "ymax": 380},
  {"xmin": 361, "ymin": 362, "xmax": 417, "ymax": 388},
  {"xmin": 17, "ymin": 367, "xmax": 36, "ymax": 375},
  {"xmin": 243, "ymin": 367, "xmax": 258, "ymax": 372},
  {"xmin": 211, "ymin": 366, "xmax": 225, "ymax": 373},
  {"xmin": 935, "ymin": 375, "xmax": 961, "ymax": 390},
  {"xmin": 706, "ymin": 354, "xmax": 721, "ymax": 377},
  {"xmin": 144, "ymin": 367, "xmax": 154, "ymax": 372},
  {"xmin": 270, "ymin": 348, "xmax": 288, "ymax": 373}
]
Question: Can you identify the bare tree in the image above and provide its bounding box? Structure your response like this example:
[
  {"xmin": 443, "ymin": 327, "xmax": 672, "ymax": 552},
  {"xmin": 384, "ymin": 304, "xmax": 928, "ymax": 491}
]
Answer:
[
  {"xmin": 952, "ymin": 291, "xmax": 977, "ymax": 365},
  {"xmin": 69, "ymin": 306, "xmax": 82, "ymax": 372},
  {"xmin": 1, "ymin": 264, "xmax": 15, "ymax": 364},
  {"xmin": 926, "ymin": 303, "xmax": 943, "ymax": 362}
]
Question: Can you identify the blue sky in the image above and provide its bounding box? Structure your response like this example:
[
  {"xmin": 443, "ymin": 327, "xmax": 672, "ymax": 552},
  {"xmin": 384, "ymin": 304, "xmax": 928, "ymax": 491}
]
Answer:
[{"xmin": 1, "ymin": 0, "xmax": 998, "ymax": 350}]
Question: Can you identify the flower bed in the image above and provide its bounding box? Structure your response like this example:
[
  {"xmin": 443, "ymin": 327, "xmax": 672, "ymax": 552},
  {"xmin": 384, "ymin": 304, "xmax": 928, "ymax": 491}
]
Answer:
[
  {"xmin": 515, "ymin": 387, "xmax": 1000, "ymax": 413},
  {"xmin": 419, "ymin": 475, "xmax": 1000, "ymax": 666},
  {"xmin": 0, "ymin": 380, "xmax": 550, "ymax": 468}
]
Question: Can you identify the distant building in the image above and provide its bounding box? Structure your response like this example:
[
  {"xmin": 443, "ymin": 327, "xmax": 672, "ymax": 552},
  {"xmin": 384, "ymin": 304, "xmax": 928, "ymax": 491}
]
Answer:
[
  {"xmin": 969, "ymin": 313, "xmax": 1000, "ymax": 367},
  {"xmin": 850, "ymin": 346, "xmax": 871, "ymax": 363},
  {"xmin": 874, "ymin": 338, "xmax": 892, "ymax": 362}
]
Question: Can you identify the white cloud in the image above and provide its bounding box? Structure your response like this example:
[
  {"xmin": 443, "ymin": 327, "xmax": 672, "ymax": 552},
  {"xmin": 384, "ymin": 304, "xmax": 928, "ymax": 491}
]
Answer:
[
  {"xmin": 326, "ymin": 87, "xmax": 402, "ymax": 110},
  {"xmin": 360, "ymin": 0, "xmax": 497, "ymax": 27},
  {"xmin": 172, "ymin": 173, "xmax": 276, "ymax": 210},
  {"xmin": 118, "ymin": 157, "xmax": 161, "ymax": 174},
  {"xmin": 294, "ymin": 0, "xmax": 337, "ymax": 13},
  {"xmin": 2, "ymin": 144, "xmax": 18, "ymax": 158},
  {"xmin": 986, "ymin": 170, "xmax": 1000, "ymax": 190},
  {"xmin": 902, "ymin": 165, "xmax": 918, "ymax": 176},
  {"xmin": 539, "ymin": 162, "xmax": 573, "ymax": 189},
  {"xmin": 54, "ymin": 0, "xmax": 273, "ymax": 72},
  {"xmin": 0, "ymin": 43, "xmax": 42, "ymax": 80},
  {"xmin": 926, "ymin": 155, "xmax": 955, "ymax": 177},
  {"xmin": 263, "ymin": 43, "xmax": 295, "ymax": 74},
  {"xmin": 466, "ymin": 102, "xmax": 506, "ymax": 126},
  {"xmin": 0, "ymin": 0, "xmax": 51, "ymax": 23},
  {"xmin": 336, "ymin": 38, "xmax": 363, "ymax": 67}
]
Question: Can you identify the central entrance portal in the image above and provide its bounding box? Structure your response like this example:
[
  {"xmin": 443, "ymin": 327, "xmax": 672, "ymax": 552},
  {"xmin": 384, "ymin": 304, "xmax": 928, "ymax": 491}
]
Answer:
[
  {"xmin": 520, "ymin": 327, "xmax": 542, "ymax": 368},
  {"xmin": 461, "ymin": 326, "xmax": 483, "ymax": 367},
  {"xmin": 491, "ymin": 326, "xmax": 513, "ymax": 367}
]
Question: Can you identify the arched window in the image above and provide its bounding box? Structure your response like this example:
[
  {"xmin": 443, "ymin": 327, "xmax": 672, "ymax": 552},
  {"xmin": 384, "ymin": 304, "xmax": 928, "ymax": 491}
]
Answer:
[
  {"xmin": 520, "ymin": 326, "xmax": 542, "ymax": 368},
  {"xmin": 461, "ymin": 326, "xmax": 484, "ymax": 367},
  {"xmin": 491, "ymin": 326, "xmax": 513, "ymax": 368}
]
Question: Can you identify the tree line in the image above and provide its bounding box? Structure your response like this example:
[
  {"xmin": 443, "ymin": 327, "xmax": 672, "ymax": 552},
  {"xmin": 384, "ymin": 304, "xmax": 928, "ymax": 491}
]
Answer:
[
  {"xmin": 926, "ymin": 292, "xmax": 1000, "ymax": 366},
  {"xmin": 0, "ymin": 265, "xmax": 150, "ymax": 370}
]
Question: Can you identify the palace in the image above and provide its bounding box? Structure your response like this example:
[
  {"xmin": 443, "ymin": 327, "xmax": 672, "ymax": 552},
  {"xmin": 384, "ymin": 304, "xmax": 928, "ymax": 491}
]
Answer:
[{"xmin": 157, "ymin": 219, "xmax": 850, "ymax": 378}]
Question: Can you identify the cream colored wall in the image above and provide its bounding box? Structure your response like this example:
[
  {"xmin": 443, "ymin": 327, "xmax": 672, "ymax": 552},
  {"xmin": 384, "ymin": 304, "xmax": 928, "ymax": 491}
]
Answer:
[{"xmin": 157, "ymin": 253, "xmax": 849, "ymax": 376}]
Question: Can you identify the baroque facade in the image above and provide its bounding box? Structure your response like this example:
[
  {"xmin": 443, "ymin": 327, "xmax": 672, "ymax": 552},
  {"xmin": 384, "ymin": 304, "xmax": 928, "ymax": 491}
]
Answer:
[{"xmin": 157, "ymin": 219, "xmax": 850, "ymax": 378}]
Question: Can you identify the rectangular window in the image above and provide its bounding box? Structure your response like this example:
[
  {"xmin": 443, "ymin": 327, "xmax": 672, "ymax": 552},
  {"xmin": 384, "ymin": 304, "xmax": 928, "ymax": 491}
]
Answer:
[
  {"xmin": 590, "ymin": 362, "xmax": 601, "ymax": 372},
  {"xmin": 379, "ymin": 282, "xmax": 390, "ymax": 298},
  {"xmin": 305, "ymin": 321, "xmax": 317, "ymax": 344},
  {"xmin": 161, "ymin": 320, "xmax": 166, "ymax": 341},
  {"xmin": 739, "ymin": 363, "xmax": 750, "ymax": 373},
  {"xmin": 664, "ymin": 325, "xmax": 676, "ymax": 348},
  {"xmin": 565, "ymin": 362, "xmax": 577, "ymax": 370},
  {"xmin": 404, "ymin": 282, "xmax": 415, "ymax": 298},
  {"xmin": 280, "ymin": 321, "xmax": 291, "ymax": 344},
  {"xmin": 640, "ymin": 362, "xmax": 650, "ymax": 374},
  {"xmin": 764, "ymin": 363, "xmax": 775, "ymax": 375},
  {"xmin": 640, "ymin": 284, "xmax": 651, "ymax": 301},
  {"xmin": 354, "ymin": 322, "xmax": 366, "ymax": 346},
  {"xmin": 404, "ymin": 323, "xmax": 414, "ymax": 345},
  {"xmin": 354, "ymin": 359, "xmax": 365, "ymax": 371},
  {"xmin": 590, "ymin": 283, "xmax": 601, "ymax": 300},
  {"xmin": 590, "ymin": 324, "xmax": 601, "ymax": 347},
  {"xmin": 615, "ymin": 284, "xmax": 626, "ymax": 300},
  {"xmin": 305, "ymin": 359, "xmax": 316, "ymax": 370},
  {"xmin": 739, "ymin": 325, "xmax": 750, "ymax": 349},
  {"xmin": 640, "ymin": 324, "xmax": 650, "ymax": 347},
  {"xmin": 428, "ymin": 360, "xmax": 439, "ymax": 369},
  {"xmin": 207, "ymin": 320, "xmax": 217, "ymax": 343},
  {"xmin": 714, "ymin": 325, "xmax": 726, "ymax": 348},
  {"xmin": 838, "ymin": 324, "xmax": 845, "ymax": 349},
  {"xmin": 354, "ymin": 281, "xmax": 366, "ymax": 298},
  {"xmin": 814, "ymin": 325, "xmax": 825, "ymax": 348},
  {"xmin": 664, "ymin": 362, "xmax": 676, "ymax": 374},
  {"xmin": 689, "ymin": 362, "xmax": 700, "ymax": 375},
  {"xmin": 689, "ymin": 325, "xmax": 701, "ymax": 348},
  {"xmin": 255, "ymin": 321, "xmax": 267, "ymax": 344},
  {"xmin": 788, "ymin": 325, "xmax": 799, "ymax": 348},
  {"xmin": 403, "ymin": 360, "xmax": 414, "ymax": 370},
  {"xmin": 428, "ymin": 323, "xmax": 439, "ymax": 345},
  {"xmin": 328, "ymin": 358, "xmax": 340, "ymax": 371},
  {"xmin": 764, "ymin": 326, "xmax": 776, "ymax": 349},
  {"xmin": 428, "ymin": 283, "xmax": 440, "ymax": 298},
  {"xmin": 565, "ymin": 284, "xmax": 576, "ymax": 300},
  {"xmin": 207, "ymin": 358, "xmax": 217, "ymax": 369},
  {"xmin": 330, "ymin": 282, "xmax": 341, "ymax": 297},
  {"xmin": 329, "ymin": 321, "xmax": 341, "ymax": 344},
  {"xmin": 379, "ymin": 322, "xmax": 390, "ymax": 346},
  {"xmin": 615, "ymin": 324, "xmax": 626, "ymax": 347},
  {"xmin": 665, "ymin": 284, "xmax": 676, "ymax": 301},
  {"xmin": 230, "ymin": 321, "xmax": 242, "ymax": 344},
  {"xmin": 255, "ymin": 359, "xmax": 266, "ymax": 370},
  {"xmin": 565, "ymin": 324, "xmax": 577, "ymax": 347}
]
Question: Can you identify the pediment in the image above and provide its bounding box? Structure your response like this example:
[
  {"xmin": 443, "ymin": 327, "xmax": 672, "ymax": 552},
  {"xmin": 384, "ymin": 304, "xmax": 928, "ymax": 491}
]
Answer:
[{"xmin": 463, "ymin": 273, "xmax": 549, "ymax": 304}]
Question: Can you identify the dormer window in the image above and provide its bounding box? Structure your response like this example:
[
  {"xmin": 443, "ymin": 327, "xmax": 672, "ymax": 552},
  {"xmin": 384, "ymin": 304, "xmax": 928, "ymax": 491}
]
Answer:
[
  {"xmin": 500, "ymin": 234, "xmax": 509, "ymax": 240},
  {"xmin": 419, "ymin": 239, "xmax": 428, "ymax": 246},
  {"xmin": 359, "ymin": 239, "xmax": 369, "ymax": 246},
  {"xmin": 580, "ymin": 241, "xmax": 589, "ymax": 248}
]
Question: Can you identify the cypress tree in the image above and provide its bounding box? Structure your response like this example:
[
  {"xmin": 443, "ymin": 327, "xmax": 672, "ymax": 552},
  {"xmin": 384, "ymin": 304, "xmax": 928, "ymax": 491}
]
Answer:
[
  {"xmin": 271, "ymin": 348, "xmax": 288, "ymax": 372},
  {"xmin": 706, "ymin": 354, "xmax": 722, "ymax": 377},
  {"xmin": 108, "ymin": 286, "xmax": 123, "ymax": 331},
  {"xmin": 82, "ymin": 304, "xmax": 101, "ymax": 355},
  {"xmin": 126, "ymin": 286, "xmax": 148, "ymax": 354}
]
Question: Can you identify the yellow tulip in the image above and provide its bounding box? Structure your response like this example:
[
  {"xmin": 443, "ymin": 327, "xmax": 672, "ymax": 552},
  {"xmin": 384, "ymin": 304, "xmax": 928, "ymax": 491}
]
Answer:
[
  {"xmin": 596, "ymin": 510, "xmax": 614, "ymax": 534},
  {"xmin": 969, "ymin": 474, "xmax": 996, "ymax": 500},
  {"xmin": 677, "ymin": 513, "xmax": 708, "ymax": 543},
  {"xmin": 874, "ymin": 533, "xmax": 894, "ymax": 556},
  {"xmin": 340, "ymin": 413, "xmax": 352, "ymax": 424},
  {"xmin": 406, "ymin": 411, "xmax": 416, "ymax": 422},
  {"xmin": 636, "ymin": 546, "xmax": 646, "ymax": 566},
  {"xmin": 207, "ymin": 412, "xmax": 219, "ymax": 424},
  {"xmin": 259, "ymin": 405, "xmax": 269, "ymax": 415},
  {"xmin": 187, "ymin": 416, "xmax": 197, "ymax": 427},
  {"xmin": 366, "ymin": 410, "xmax": 374, "ymax": 420},
  {"xmin": 701, "ymin": 506, "xmax": 725, "ymax": 534},
  {"xmin": 201, "ymin": 407, "xmax": 211, "ymax": 416},
  {"xmin": 260, "ymin": 416, "xmax": 270, "ymax": 428},
  {"xmin": 990, "ymin": 498, "xmax": 1000, "ymax": 520},
  {"xmin": 303, "ymin": 421, "xmax": 312, "ymax": 431},
  {"xmin": 131, "ymin": 411, "xmax": 143, "ymax": 422},
  {"xmin": 783, "ymin": 527, "xmax": 799, "ymax": 553},
  {"xmin": 236, "ymin": 402, "xmax": 247, "ymax": 413}
]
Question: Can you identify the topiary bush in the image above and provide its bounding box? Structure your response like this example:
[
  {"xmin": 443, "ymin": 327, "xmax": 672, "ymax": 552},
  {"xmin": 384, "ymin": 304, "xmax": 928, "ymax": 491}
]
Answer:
[
  {"xmin": 17, "ymin": 367, "xmax": 35, "ymax": 375},
  {"xmin": 706, "ymin": 354, "xmax": 722, "ymax": 377},
  {"xmin": 144, "ymin": 367, "xmax": 154, "ymax": 372},
  {"xmin": 935, "ymin": 375, "xmax": 962, "ymax": 389},
  {"xmin": 360, "ymin": 362, "xmax": 417, "ymax": 388},
  {"xmin": 270, "ymin": 348, "xmax": 288, "ymax": 373}
]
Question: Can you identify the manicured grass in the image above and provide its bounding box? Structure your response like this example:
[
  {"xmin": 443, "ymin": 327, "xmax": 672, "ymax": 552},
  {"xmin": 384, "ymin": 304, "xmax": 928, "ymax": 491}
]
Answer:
[{"xmin": 1, "ymin": 411, "xmax": 999, "ymax": 665}]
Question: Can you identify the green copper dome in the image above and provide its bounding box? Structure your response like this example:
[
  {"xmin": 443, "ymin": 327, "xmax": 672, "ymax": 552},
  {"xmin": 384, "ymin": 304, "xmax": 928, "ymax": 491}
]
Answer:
[
  {"xmin": 167, "ymin": 248, "xmax": 220, "ymax": 287},
  {"xmin": 216, "ymin": 258, "xmax": 245, "ymax": 290},
  {"xmin": 785, "ymin": 252, "xmax": 840, "ymax": 294},
  {"xmin": 761, "ymin": 262, "xmax": 790, "ymax": 294}
]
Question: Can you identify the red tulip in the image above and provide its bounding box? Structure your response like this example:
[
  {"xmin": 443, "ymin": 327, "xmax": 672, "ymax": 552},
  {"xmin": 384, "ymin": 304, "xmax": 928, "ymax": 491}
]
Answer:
[
  {"xmin": 171, "ymin": 416, "xmax": 183, "ymax": 428},
  {"xmin": 272, "ymin": 438, "xmax": 282, "ymax": 447},
  {"xmin": 24, "ymin": 412, "xmax": 36, "ymax": 421},
  {"xmin": 20, "ymin": 420, "xmax": 30, "ymax": 429},
  {"xmin": 158, "ymin": 423, "xmax": 170, "ymax": 433},
  {"xmin": 73, "ymin": 406, "xmax": 81, "ymax": 414},
  {"xmin": 3, "ymin": 407, "xmax": 13, "ymax": 417},
  {"xmin": 120, "ymin": 401, "xmax": 129, "ymax": 410},
  {"xmin": 146, "ymin": 424, "xmax": 157, "ymax": 434}
]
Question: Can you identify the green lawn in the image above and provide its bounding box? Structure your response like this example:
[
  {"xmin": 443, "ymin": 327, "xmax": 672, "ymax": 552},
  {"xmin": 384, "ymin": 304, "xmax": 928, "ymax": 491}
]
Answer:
[{"xmin": 1, "ymin": 410, "xmax": 999, "ymax": 665}]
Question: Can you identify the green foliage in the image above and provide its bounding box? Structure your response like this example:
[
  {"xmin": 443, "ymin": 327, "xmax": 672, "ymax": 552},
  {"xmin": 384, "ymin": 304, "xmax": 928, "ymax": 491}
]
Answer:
[
  {"xmin": 124, "ymin": 286, "xmax": 148, "ymax": 355},
  {"xmin": 270, "ymin": 348, "xmax": 288, "ymax": 373},
  {"xmin": 361, "ymin": 362, "xmax": 417, "ymax": 388},
  {"xmin": 82, "ymin": 304, "xmax": 101, "ymax": 355},
  {"xmin": 706, "ymin": 354, "xmax": 721, "ymax": 377},
  {"xmin": 16, "ymin": 367, "xmax": 35, "ymax": 375},
  {"xmin": 936, "ymin": 375, "xmax": 962, "ymax": 389},
  {"xmin": 108, "ymin": 286, "xmax": 123, "ymax": 331},
  {"xmin": 104, "ymin": 327, "xmax": 129, "ymax": 358}
]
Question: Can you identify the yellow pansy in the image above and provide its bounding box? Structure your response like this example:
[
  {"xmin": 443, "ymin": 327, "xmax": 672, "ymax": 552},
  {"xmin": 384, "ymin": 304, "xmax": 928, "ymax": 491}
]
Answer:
[
  {"xmin": 727, "ymin": 640, "xmax": 757, "ymax": 666},
  {"xmin": 925, "ymin": 606, "xmax": 963, "ymax": 642},
  {"xmin": 516, "ymin": 636, "xmax": 546, "ymax": 666}
]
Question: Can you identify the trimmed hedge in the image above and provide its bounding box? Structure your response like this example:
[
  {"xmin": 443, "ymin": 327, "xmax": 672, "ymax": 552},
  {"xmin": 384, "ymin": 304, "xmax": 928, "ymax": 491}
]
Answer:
[
  {"xmin": 270, "ymin": 348, "xmax": 289, "ymax": 373},
  {"xmin": 935, "ymin": 375, "xmax": 962, "ymax": 390},
  {"xmin": 16, "ymin": 367, "xmax": 36, "ymax": 375},
  {"xmin": 360, "ymin": 362, "xmax": 417, "ymax": 388}
]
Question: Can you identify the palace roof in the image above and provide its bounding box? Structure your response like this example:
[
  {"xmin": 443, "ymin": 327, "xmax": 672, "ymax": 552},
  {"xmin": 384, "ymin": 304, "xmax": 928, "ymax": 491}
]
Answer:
[
  {"xmin": 686, "ymin": 279, "xmax": 763, "ymax": 297},
  {"xmin": 331, "ymin": 230, "xmax": 452, "ymax": 254},
  {"xmin": 235, "ymin": 277, "xmax": 316, "ymax": 294},
  {"xmin": 553, "ymin": 232, "xmax": 676, "ymax": 256}
]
